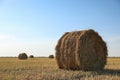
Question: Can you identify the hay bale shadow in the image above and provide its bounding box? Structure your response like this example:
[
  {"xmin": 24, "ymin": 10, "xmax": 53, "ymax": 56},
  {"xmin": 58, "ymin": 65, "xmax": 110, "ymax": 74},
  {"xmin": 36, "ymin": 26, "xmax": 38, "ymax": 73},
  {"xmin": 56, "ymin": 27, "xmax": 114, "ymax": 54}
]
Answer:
[
  {"xmin": 94, "ymin": 69, "xmax": 120, "ymax": 76},
  {"xmin": 72, "ymin": 69, "xmax": 120, "ymax": 79}
]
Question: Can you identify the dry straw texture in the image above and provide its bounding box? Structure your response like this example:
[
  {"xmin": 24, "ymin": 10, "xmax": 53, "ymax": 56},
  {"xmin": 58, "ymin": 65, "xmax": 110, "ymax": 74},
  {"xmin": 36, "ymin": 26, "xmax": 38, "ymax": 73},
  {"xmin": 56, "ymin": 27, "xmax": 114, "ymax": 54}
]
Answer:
[
  {"xmin": 55, "ymin": 29, "xmax": 108, "ymax": 70},
  {"xmin": 18, "ymin": 53, "xmax": 28, "ymax": 60}
]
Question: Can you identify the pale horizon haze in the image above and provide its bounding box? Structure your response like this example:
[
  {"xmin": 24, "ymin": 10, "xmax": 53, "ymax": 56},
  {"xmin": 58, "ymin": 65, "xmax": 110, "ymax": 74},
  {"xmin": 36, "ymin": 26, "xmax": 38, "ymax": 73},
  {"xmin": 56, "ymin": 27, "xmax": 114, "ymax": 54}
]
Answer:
[{"xmin": 0, "ymin": 0, "xmax": 120, "ymax": 57}]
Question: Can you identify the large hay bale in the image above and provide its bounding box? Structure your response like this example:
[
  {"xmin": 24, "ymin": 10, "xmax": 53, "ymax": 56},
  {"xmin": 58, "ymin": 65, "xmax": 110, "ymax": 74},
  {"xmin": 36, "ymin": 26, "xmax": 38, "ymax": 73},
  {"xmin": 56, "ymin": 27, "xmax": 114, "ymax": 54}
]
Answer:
[
  {"xmin": 49, "ymin": 55, "xmax": 54, "ymax": 58},
  {"xmin": 18, "ymin": 53, "xmax": 28, "ymax": 60},
  {"xmin": 55, "ymin": 29, "xmax": 108, "ymax": 70}
]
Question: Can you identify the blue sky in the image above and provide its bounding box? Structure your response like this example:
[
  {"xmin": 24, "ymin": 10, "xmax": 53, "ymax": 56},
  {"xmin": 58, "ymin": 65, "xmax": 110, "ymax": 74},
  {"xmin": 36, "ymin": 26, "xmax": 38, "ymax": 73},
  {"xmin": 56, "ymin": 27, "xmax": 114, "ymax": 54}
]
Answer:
[{"xmin": 0, "ymin": 0, "xmax": 120, "ymax": 57}]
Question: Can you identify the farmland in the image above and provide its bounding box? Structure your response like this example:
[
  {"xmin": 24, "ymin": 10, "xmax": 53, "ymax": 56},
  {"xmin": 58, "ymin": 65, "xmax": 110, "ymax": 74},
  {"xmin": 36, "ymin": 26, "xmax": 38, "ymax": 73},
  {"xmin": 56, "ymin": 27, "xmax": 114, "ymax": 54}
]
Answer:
[{"xmin": 0, "ymin": 57, "xmax": 120, "ymax": 80}]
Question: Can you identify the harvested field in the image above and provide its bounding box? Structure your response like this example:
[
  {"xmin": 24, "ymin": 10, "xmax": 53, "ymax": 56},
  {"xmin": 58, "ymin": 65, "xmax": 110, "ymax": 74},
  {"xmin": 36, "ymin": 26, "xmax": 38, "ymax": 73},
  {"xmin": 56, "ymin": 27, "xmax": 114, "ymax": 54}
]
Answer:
[{"xmin": 0, "ymin": 57, "xmax": 119, "ymax": 80}]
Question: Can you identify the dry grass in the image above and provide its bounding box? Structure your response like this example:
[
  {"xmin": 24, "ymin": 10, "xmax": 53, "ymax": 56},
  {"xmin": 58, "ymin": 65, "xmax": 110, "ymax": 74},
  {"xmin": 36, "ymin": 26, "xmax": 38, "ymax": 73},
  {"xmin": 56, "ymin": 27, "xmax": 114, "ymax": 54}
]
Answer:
[{"xmin": 0, "ymin": 57, "xmax": 119, "ymax": 80}]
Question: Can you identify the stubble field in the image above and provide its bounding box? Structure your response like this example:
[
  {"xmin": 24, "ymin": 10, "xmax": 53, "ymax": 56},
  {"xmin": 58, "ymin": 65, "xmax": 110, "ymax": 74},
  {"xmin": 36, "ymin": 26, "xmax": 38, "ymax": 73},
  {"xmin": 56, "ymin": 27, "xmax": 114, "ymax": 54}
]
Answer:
[{"xmin": 0, "ymin": 57, "xmax": 120, "ymax": 80}]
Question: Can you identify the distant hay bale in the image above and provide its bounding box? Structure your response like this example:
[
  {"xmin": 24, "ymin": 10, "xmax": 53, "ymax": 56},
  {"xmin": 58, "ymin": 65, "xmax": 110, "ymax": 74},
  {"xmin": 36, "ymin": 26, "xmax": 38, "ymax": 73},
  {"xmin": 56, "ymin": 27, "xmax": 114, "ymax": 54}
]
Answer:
[
  {"xmin": 29, "ymin": 55, "xmax": 34, "ymax": 58},
  {"xmin": 49, "ymin": 55, "xmax": 54, "ymax": 58},
  {"xmin": 18, "ymin": 53, "xmax": 28, "ymax": 60},
  {"xmin": 55, "ymin": 29, "xmax": 108, "ymax": 70}
]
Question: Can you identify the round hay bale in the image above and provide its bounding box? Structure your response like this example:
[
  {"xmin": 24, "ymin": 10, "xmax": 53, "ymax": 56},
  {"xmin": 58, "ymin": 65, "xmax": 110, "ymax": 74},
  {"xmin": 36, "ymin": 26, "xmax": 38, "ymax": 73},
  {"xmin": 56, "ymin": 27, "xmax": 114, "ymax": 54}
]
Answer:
[
  {"xmin": 18, "ymin": 53, "xmax": 28, "ymax": 60},
  {"xmin": 49, "ymin": 55, "xmax": 54, "ymax": 58},
  {"xmin": 55, "ymin": 29, "xmax": 108, "ymax": 70},
  {"xmin": 29, "ymin": 55, "xmax": 34, "ymax": 58}
]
